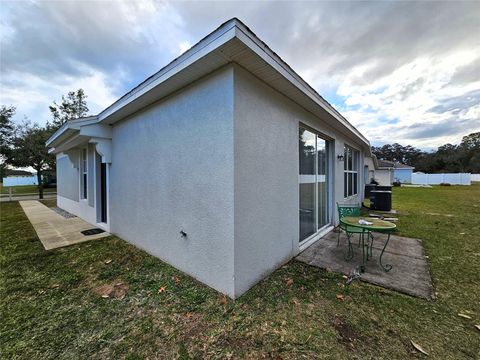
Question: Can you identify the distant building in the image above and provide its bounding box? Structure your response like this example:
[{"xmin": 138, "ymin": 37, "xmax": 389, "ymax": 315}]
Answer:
[
  {"xmin": 375, "ymin": 160, "xmax": 415, "ymax": 185},
  {"xmin": 2, "ymin": 169, "xmax": 37, "ymax": 186}
]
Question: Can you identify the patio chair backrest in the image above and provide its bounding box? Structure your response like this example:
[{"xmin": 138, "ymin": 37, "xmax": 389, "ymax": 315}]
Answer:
[{"xmin": 337, "ymin": 203, "xmax": 360, "ymax": 220}]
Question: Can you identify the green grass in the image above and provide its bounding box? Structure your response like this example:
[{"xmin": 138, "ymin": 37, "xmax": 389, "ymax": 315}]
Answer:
[
  {"xmin": 0, "ymin": 184, "xmax": 56, "ymax": 195},
  {"xmin": 1, "ymin": 185, "xmax": 479, "ymax": 359}
]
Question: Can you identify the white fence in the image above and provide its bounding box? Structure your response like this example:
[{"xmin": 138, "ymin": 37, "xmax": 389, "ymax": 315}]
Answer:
[
  {"xmin": 411, "ymin": 173, "xmax": 471, "ymax": 185},
  {"xmin": 3, "ymin": 175, "xmax": 38, "ymax": 186},
  {"xmin": 472, "ymin": 174, "xmax": 480, "ymax": 182}
]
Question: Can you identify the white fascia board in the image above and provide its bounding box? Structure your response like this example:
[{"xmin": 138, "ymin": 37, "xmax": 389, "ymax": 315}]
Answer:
[
  {"xmin": 51, "ymin": 133, "xmax": 89, "ymax": 154},
  {"xmin": 46, "ymin": 116, "xmax": 99, "ymax": 147},
  {"xmin": 233, "ymin": 22, "xmax": 370, "ymax": 147},
  {"xmin": 97, "ymin": 21, "xmax": 238, "ymax": 123}
]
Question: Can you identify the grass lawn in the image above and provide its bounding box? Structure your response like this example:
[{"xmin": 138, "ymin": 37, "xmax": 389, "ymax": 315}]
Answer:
[
  {"xmin": 1, "ymin": 185, "xmax": 479, "ymax": 359},
  {"xmin": 0, "ymin": 184, "xmax": 56, "ymax": 196}
]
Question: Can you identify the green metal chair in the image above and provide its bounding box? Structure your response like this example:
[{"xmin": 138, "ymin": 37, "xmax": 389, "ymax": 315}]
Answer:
[{"xmin": 336, "ymin": 203, "xmax": 364, "ymax": 260}]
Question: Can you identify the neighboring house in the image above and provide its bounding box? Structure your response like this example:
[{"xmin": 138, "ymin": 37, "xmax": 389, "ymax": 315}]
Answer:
[
  {"xmin": 374, "ymin": 159, "xmax": 414, "ymax": 185},
  {"xmin": 2, "ymin": 169, "xmax": 38, "ymax": 187},
  {"xmin": 393, "ymin": 162, "xmax": 415, "ymax": 183},
  {"xmin": 46, "ymin": 19, "xmax": 371, "ymax": 299}
]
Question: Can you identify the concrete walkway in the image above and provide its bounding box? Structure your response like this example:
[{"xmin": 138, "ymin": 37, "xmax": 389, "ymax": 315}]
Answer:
[
  {"xmin": 19, "ymin": 200, "xmax": 110, "ymax": 250},
  {"xmin": 297, "ymin": 231, "xmax": 435, "ymax": 300}
]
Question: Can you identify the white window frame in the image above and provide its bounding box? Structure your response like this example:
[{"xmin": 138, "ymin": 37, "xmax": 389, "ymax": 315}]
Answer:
[
  {"xmin": 344, "ymin": 145, "xmax": 359, "ymax": 199},
  {"xmin": 81, "ymin": 147, "xmax": 88, "ymax": 200}
]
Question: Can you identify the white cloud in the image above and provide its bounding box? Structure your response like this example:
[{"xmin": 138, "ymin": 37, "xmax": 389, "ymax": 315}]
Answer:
[
  {"xmin": 1, "ymin": 1, "xmax": 479, "ymax": 150},
  {"xmin": 1, "ymin": 65, "xmax": 120, "ymax": 124},
  {"xmin": 336, "ymin": 49, "xmax": 480, "ymax": 148}
]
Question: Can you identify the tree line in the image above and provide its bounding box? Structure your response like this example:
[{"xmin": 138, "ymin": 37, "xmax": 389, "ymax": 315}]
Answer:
[
  {"xmin": 372, "ymin": 132, "xmax": 480, "ymax": 174},
  {"xmin": 0, "ymin": 89, "xmax": 89, "ymax": 198}
]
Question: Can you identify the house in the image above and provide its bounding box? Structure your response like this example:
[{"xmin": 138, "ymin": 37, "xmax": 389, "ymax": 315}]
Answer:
[
  {"xmin": 46, "ymin": 19, "xmax": 371, "ymax": 299},
  {"xmin": 374, "ymin": 159, "xmax": 414, "ymax": 185},
  {"xmin": 2, "ymin": 169, "xmax": 37, "ymax": 187},
  {"xmin": 393, "ymin": 162, "xmax": 415, "ymax": 183}
]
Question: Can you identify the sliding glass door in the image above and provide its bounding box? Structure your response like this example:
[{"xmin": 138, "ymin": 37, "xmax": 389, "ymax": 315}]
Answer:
[{"xmin": 299, "ymin": 126, "xmax": 329, "ymax": 242}]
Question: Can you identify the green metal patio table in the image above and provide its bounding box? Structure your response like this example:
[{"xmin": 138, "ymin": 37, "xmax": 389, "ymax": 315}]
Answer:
[{"xmin": 340, "ymin": 216, "xmax": 397, "ymax": 273}]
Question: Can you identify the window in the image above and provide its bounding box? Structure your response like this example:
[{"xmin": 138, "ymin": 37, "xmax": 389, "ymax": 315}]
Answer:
[
  {"xmin": 81, "ymin": 148, "xmax": 87, "ymax": 199},
  {"xmin": 344, "ymin": 145, "xmax": 359, "ymax": 198}
]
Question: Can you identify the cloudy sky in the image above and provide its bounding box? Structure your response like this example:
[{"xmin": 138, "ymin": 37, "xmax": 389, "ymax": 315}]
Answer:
[{"xmin": 1, "ymin": 0, "xmax": 479, "ymax": 149}]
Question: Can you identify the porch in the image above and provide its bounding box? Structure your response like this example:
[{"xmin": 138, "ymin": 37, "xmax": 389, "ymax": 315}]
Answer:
[{"xmin": 296, "ymin": 230, "xmax": 435, "ymax": 300}]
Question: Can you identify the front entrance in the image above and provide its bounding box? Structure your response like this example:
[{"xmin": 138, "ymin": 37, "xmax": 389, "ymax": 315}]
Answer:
[{"xmin": 299, "ymin": 126, "xmax": 330, "ymax": 243}]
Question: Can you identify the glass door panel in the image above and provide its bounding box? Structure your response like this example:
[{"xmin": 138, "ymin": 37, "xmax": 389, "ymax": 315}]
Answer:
[
  {"xmin": 299, "ymin": 128, "xmax": 316, "ymax": 241},
  {"xmin": 299, "ymin": 126, "xmax": 330, "ymax": 242},
  {"xmin": 317, "ymin": 138, "xmax": 328, "ymax": 229}
]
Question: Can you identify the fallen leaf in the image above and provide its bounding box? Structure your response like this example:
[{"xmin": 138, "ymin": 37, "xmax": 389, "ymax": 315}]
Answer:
[
  {"xmin": 105, "ymin": 259, "xmax": 112, "ymax": 264},
  {"xmin": 158, "ymin": 286, "xmax": 166, "ymax": 293},
  {"xmin": 475, "ymin": 325, "xmax": 480, "ymax": 331},
  {"xmin": 336, "ymin": 294, "xmax": 345, "ymax": 301},
  {"xmin": 219, "ymin": 295, "xmax": 228, "ymax": 305},
  {"xmin": 458, "ymin": 313, "xmax": 472, "ymax": 319},
  {"xmin": 285, "ymin": 278, "xmax": 294, "ymax": 286},
  {"xmin": 411, "ymin": 340, "xmax": 429, "ymax": 355}
]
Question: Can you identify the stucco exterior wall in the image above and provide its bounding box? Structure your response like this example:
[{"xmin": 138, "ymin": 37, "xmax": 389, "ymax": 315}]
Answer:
[
  {"xmin": 375, "ymin": 169, "xmax": 393, "ymax": 185},
  {"xmin": 233, "ymin": 66, "xmax": 299, "ymax": 297},
  {"xmin": 394, "ymin": 168, "xmax": 413, "ymax": 183},
  {"xmin": 109, "ymin": 66, "xmax": 236, "ymax": 297},
  {"xmin": 56, "ymin": 154, "xmax": 79, "ymax": 201},
  {"xmin": 232, "ymin": 66, "xmax": 366, "ymax": 297}
]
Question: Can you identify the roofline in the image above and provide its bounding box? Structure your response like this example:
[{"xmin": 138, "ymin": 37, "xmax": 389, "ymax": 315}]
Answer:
[
  {"xmin": 232, "ymin": 19, "xmax": 368, "ymax": 146},
  {"xmin": 46, "ymin": 115, "xmax": 98, "ymax": 146},
  {"xmin": 47, "ymin": 18, "xmax": 370, "ymax": 148}
]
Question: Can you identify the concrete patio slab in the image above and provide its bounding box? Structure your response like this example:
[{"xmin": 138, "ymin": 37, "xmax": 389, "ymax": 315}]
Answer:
[
  {"xmin": 19, "ymin": 200, "xmax": 110, "ymax": 250},
  {"xmin": 296, "ymin": 231, "xmax": 435, "ymax": 300}
]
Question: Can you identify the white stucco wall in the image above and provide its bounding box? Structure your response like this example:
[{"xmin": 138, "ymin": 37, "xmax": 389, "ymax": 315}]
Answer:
[
  {"xmin": 57, "ymin": 154, "xmax": 79, "ymax": 201},
  {"xmin": 375, "ymin": 169, "xmax": 393, "ymax": 186},
  {"xmin": 232, "ymin": 66, "xmax": 366, "ymax": 297},
  {"xmin": 56, "ymin": 148, "xmax": 99, "ymax": 227},
  {"xmin": 54, "ymin": 63, "xmax": 369, "ymax": 299},
  {"xmin": 109, "ymin": 66, "xmax": 236, "ymax": 297},
  {"xmin": 233, "ymin": 66, "xmax": 299, "ymax": 297}
]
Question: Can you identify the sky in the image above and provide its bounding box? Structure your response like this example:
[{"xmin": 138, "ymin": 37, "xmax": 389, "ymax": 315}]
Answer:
[{"xmin": 1, "ymin": 0, "xmax": 479, "ymax": 150}]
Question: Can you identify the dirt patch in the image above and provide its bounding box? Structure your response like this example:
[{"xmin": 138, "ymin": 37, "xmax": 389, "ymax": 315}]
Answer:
[
  {"xmin": 93, "ymin": 281, "xmax": 129, "ymax": 299},
  {"xmin": 331, "ymin": 315, "xmax": 361, "ymax": 350}
]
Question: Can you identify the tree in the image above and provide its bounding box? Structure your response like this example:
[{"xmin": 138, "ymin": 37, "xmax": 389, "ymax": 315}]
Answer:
[
  {"xmin": 0, "ymin": 105, "xmax": 16, "ymax": 179},
  {"xmin": 8, "ymin": 122, "xmax": 55, "ymax": 199},
  {"xmin": 375, "ymin": 132, "xmax": 480, "ymax": 173},
  {"xmin": 458, "ymin": 132, "xmax": 480, "ymax": 173},
  {"xmin": 49, "ymin": 89, "xmax": 89, "ymax": 129},
  {"xmin": 371, "ymin": 143, "xmax": 422, "ymax": 166}
]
